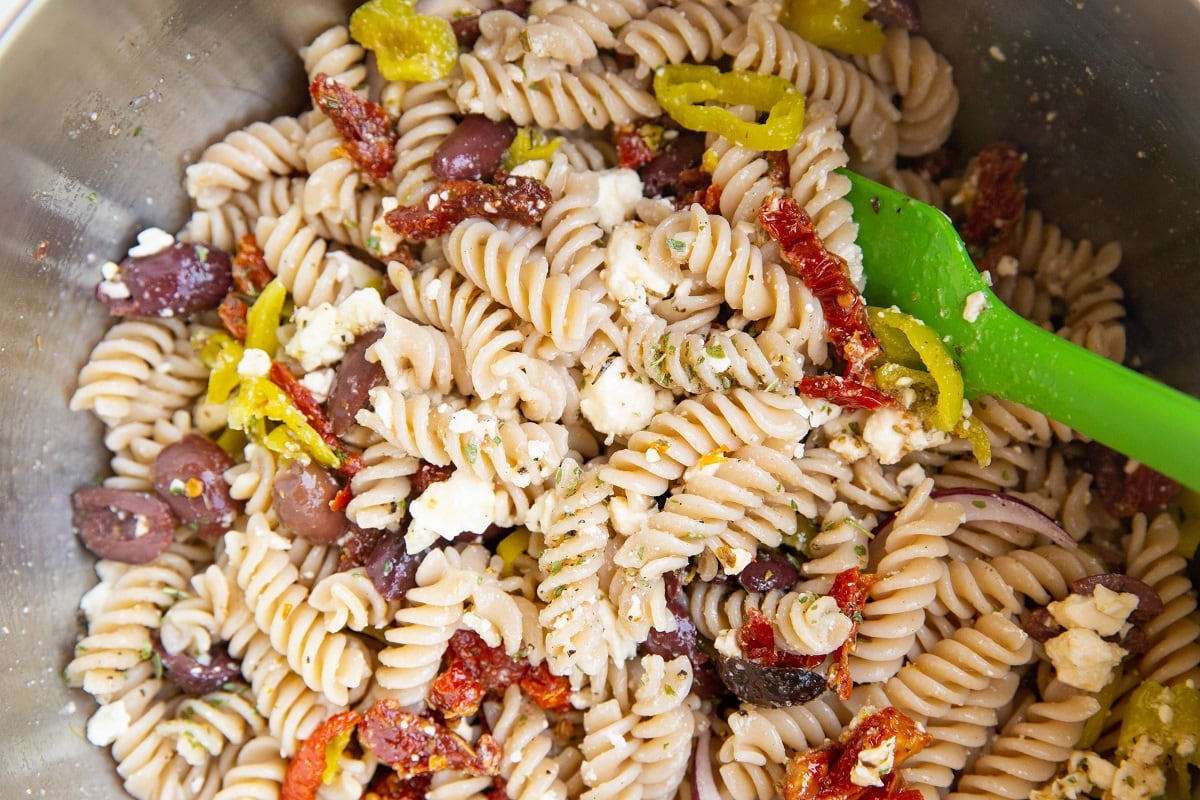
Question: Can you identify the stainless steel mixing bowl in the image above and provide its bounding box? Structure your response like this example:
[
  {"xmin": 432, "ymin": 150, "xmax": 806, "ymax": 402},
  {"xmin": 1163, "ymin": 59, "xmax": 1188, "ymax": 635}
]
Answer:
[{"xmin": 1, "ymin": 1, "xmax": 1197, "ymax": 796}]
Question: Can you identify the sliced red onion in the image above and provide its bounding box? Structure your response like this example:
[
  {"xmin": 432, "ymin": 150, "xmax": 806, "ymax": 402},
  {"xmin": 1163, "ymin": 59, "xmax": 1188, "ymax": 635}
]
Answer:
[
  {"xmin": 931, "ymin": 488, "xmax": 1077, "ymax": 549},
  {"xmin": 690, "ymin": 726, "xmax": 720, "ymax": 800}
]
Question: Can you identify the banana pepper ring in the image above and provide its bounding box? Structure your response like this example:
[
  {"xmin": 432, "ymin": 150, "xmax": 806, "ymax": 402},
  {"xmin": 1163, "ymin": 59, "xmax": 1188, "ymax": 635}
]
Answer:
[
  {"xmin": 869, "ymin": 306, "xmax": 964, "ymax": 433},
  {"xmin": 652, "ymin": 65, "xmax": 805, "ymax": 151}
]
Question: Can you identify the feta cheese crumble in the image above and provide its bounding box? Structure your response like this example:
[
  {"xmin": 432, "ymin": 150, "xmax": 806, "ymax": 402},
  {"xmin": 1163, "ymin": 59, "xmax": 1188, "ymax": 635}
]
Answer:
[
  {"xmin": 127, "ymin": 227, "xmax": 175, "ymax": 258},
  {"xmin": 1048, "ymin": 585, "xmax": 1139, "ymax": 637},
  {"xmin": 850, "ymin": 736, "xmax": 897, "ymax": 788},
  {"xmin": 962, "ymin": 290, "xmax": 988, "ymax": 323},
  {"xmin": 285, "ymin": 287, "xmax": 386, "ymax": 372},
  {"xmin": 861, "ymin": 407, "xmax": 950, "ymax": 465},
  {"xmin": 406, "ymin": 469, "xmax": 497, "ymax": 553},
  {"xmin": 604, "ymin": 221, "xmax": 680, "ymax": 307},
  {"xmin": 1044, "ymin": 627, "xmax": 1127, "ymax": 692},
  {"xmin": 580, "ymin": 356, "xmax": 658, "ymax": 439},
  {"xmin": 594, "ymin": 168, "xmax": 644, "ymax": 231}
]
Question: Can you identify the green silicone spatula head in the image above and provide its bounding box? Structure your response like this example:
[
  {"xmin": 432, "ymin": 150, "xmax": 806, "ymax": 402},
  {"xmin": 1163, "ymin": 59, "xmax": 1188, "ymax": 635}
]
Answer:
[{"xmin": 841, "ymin": 169, "xmax": 1200, "ymax": 492}]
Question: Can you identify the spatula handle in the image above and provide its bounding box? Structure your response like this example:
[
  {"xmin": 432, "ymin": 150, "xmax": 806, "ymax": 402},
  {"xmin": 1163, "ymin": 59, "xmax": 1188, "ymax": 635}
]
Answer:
[{"xmin": 972, "ymin": 303, "xmax": 1200, "ymax": 491}]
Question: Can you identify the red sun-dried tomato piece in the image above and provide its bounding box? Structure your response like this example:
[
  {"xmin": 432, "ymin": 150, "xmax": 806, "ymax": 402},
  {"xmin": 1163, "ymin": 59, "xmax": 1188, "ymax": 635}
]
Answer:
[
  {"xmin": 233, "ymin": 233, "xmax": 273, "ymax": 296},
  {"xmin": 825, "ymin": 567, "xmax": 878, "ymax": 700},
  {"xmin": 615, "ymin": 124, "xmax": 658, "ymax": 170},
  {"xmin": 429, "ymin": 658, "xmax": 489, "ymax": 719},
  {"xmin": 359, "ymin": 700, "xmax": 502, "ymax": 780},
  {"xmin": 738, "ymin": 607, "xmax": 779, "ymax": 664},
  {"xmin": 218, "ymin": 293, "xmax": 249, "ymax": 341},
  {"xmin": 761, "ymin": 197, "xmax": 881, "ymax": 383},
  {"xmin": 797, "ymin": 376, "xmax": 896, "ymax": 411},
  {"xmin": 281, "ymin": 711, "xmax": 362, "ymax": 800},
  {"xmin": 518, "ymin": 660, "xmax": 572, "ymax": 712},
  {"xmin": 309, "ymin": 73, "xmax": 398, "ymax": 181},
  {"xmin": 385, "ymin": 174, "xmax": 553, "ymax": 241},
  {"xmin": 783, "ymin": 746, "xmax": 833, "ymax": 800},
  {"xmin": 412, "ymin": 460, "xmax": 456, "ymax": 495},
  {"xmin": 959, "ymin": 141, "xmax": 1027, "ymax": 271},
  {"xmin": 365, "ymin": 771, "xmax": 431, "ymax": 800},
  {"xmin": 1087, "ymin": 441, "xmax": 1179, "ymax": 519}
]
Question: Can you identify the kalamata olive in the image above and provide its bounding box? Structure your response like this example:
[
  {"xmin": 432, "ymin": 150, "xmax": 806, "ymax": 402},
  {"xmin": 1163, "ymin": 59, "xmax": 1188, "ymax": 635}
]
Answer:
[
  {"xmin": 71, "ymin": 487, "xmax": 176, "ymax": 564},
  {"xmin": 737, "ymin": 555, "xmax": 801, "ymax": 593},
  {"xmin": 866, "ymin": 0, "xmax": 921, "ymax": 30},
  {"xmin": 412, "ymin": 460, "xmax": 455, "ymax": 495},
  {"xmin": 366, "ymin": 531, "xmax": 423, "ymax": 601},
  {"xmin": 1022, "ymin": 608, "xmax": 1058, "ymax": 643},
  {"xmin": 153, "ymin": 636, "xmax": 242, "ymax": 694},
  {"xmin": 431, "ymin": 115, "xmax": 517, "ymax": 181},
  {"xmin": 1070, "ymin": 573, "xmax": 1165, "ymax": 625},
  {"xmin": 98, "ymin": 242, "xmax": 232, "ymax": 318},
  {"xmin": 328, "ymin": 326, "xmax": 386, "ymax": 436},
  {"xmin": 1087, "ymin": 442, "xmax": 1179, "ymax": 519},
  {"xmin": 715, "ymin": 654, "xmax": 827, "ymax": 707},
  {"xmin": 272, "ymin": 459, "xmax": 349, "ymax": 544},
  {"xmin": 641, "ymin": 131, "xmax": 706, "ymax": 198},
  {"xmin": 338, "ymin": 524, "xmax": 388, "ymax": 571},
  {"xmin": 151, "ymin": 434, "xmax": 242, "ymax": 541},
  {"xmin": 451, "ymin": 14, "xmax": 482, "ymax": 48},
  {"xmin": 640, "ymin": 597, "xmax": 723, "ymax": 700}
]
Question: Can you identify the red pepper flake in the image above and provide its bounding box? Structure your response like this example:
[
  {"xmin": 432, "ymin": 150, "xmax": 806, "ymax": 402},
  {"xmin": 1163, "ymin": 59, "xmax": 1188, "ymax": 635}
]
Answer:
[
  {"xmin": 232, "ymin": 233, "xmax": 273, "ymax": 296},
  {"xmin": 281, "ymin": 710, "xmax": 362, "ymax": 800},
  {"xmin": 615, "ymin": 124, "xmax": 657, "ymax": 170},
  {"xmin": 365, "ymin": 772, "xmax": 431, "ymax": 800},
  {"xmin": 309, "ymin": 73, "xmax": 398, "ymax": 181},
  {"xmin": 429, "ymin": 629, "xmax": 571, "ymax": 718},
  {"xmin": 34, "ymin": 239, "xmax": 50, "ymax": 261},
  {"xmin": 797, "ymin": 376, "xmax": 895, "ymax": 411},
  {"xmin": 218, "ymin": 293, "xmax": 249, "ymax": 342},
  {"xmin": 359, "ymin": 700, "xmax": 502, "ymax": 780},
  {"xmin": 1087, "ymin": 441, "xmax": 1179, "ymax": 519},
  {"xmin": 761, "ymin": 197, "xmax": 881, "ymax": 384},
  {"xmin": 385, "ymin": 173, "xmax": 553, "ymax": 241},
  {"xmin": 783, "ymin": 707, "xmax": 931, "ymax": 800},
  {"xmin": 826, "ymin": 567, "xmax": 878, "ymax": 701}
]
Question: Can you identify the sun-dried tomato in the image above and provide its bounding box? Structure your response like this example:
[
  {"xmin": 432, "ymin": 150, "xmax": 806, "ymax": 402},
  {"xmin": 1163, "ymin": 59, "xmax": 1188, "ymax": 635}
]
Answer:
[
  {"xmin": 959, "ymin": 141, "xmax": 1026, "ymax": 271},
  {"xmin": 429, "ymin": 629, "xmax": 571, "ymax": 717},
  {"xmin": 429, "ymin": 658, "xmax": 488, "ymax": 719},
  {"xmin": 309, "ymin": 73, "xmax": 398, "ymax": 181},
  {"xmin": 359, "ymin": 700, "xmax": 502, "ymax": 780},
  {"xmin": 761, "ymin": 197, "xmax": 881, "ymax": 383},
  {"xmin": 783, "ymin": 707, "xmax": 931, "ymax": 800},
  {"xmin": 385, "ymin": 173, "xmax": 553, "ymax": 241},
  {"xmin": 798, "ymin": 376, "xmax": 896, "ymax": 411},
  {"xmin": 826, "ymin": 567, "xmax": 878, "ymax": 700},
  {"xmin": 412, "ymin": 460, "xmax": 456, "ymax": 495},
  {"xmin": 766, "ymin": 150, "xmax": 790, "ymax": 189},
  {"xmin": 218, "ymin": 293, "xmax": 249, "ymax": 342},
  {"xmin": 233, "ymin": 233, "xmax": 273, "ymax": 296},
  {"xmin": 485, "ymin": 777, "xmax": 509, "ymax": 800},
  {"xmin": 365, "ymin": 771, "xmax": 430, "ymax": 800},
  {"xmin": 519, "ymin": 659, "xmax": 572, "ymax": 712},
  {"xmin": 615, "ymin": 124, "xmax": 658, "ymax": 170},
  {"xmin": 1087, "ymin": 441, "xmax": 1179, "ymax": 519},
  {"xmin": 281, "ymin": 710, "xmax": 362, "ymax": 800}
]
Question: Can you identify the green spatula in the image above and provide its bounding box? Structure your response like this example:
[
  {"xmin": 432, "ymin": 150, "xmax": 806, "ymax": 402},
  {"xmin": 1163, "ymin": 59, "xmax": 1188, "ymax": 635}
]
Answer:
[{"xmin": 841, "ymin": 169, "xmax": 1200, "ymax": 492}]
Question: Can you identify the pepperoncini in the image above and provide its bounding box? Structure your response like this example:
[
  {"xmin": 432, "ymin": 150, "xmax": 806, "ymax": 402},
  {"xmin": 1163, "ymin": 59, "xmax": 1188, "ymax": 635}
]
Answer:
[
  {"xmin": 1171, "ymin": 488, "xmax": 1200, "ymax": 559},
  {"xmin": 1118, "ymin": 680, "xmax": 1200, "ymax": 797},
  {"xmin": 501, "ymin": 127, "xmax": 563, "ymax": 171},
  {"xmin": 496, "ymin": 528, "xmax": 532, "ymax": 576},
  {"xmin": 322, "ymin": 728, "xmax": 354, "ymax": 785},
  {"xmin": 244, "ymin": 278, "xmax": 287, "ymax": 356},
  {"xmin": 350, "ymin": 0, "xmax": 458, "ymax": 82},
  {"xmin": 652, "ymin": 65, "xmax": 805, "ymax": 151},
  {"xmin": 869, "ymin": 306, "xmax": 964, "ymax": 432},
  {"xmin": 780, "ymin": 0, "xmax": 886, "ymax": 56}
]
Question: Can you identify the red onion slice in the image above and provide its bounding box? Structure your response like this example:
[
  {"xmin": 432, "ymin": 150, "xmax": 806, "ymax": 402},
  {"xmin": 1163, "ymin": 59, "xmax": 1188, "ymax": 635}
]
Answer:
[
  {"xmin": 690, "ymin": 727, "xmax": 720, "ymax": 800},
  {"xmin": 931, "ymin": 488, "xmax": 1077, "ymax": 549}
]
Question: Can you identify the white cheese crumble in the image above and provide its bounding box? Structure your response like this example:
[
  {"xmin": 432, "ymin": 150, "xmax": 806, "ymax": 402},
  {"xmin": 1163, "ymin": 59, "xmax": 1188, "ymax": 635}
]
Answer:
[
  {"xmin": 236, "ymin": 347, "xmax": 272, "ymax": 379},
  {"xmin": 1111, "ymin": 737, "xmax": 1167, "ymax": 800},
  {"xmin": 86, "ymin": 700, "xmax": 131, "ymax": 747},
  {"xmin": 862, "ymin": 407, "xmax": 950, "ymax": 465},
  {"xmin": 448, "ymin": 409, "xmax": 480, "ymax": 435},
  {"xmin": 850, "ymin": 736, "xmax": 897, "ymax": 788},
  {"xmin": 604, "ymin": 221, "xmax": 680, "ymax": 308},
  {"xmin": 97, "ymin": 260, "xmax": 131, "ymax": 300},
  {"xmin": 1031, "ymin": 750, "xmax": 1116, "ymax": 800},
  {"xmin": 299, "ymin": 367, "xmax": 335, "ymax": 403},
  {"xmin": 406, "ymin": 470, "xmax": 497, "ymax": 553},
  {"xmin": 127, "ymin": 227, "xmax": 175, "ymax": 258},
  {"xmin": 370, "ymin": 197, "xmax": 402, "ymax": 257},
  {"xmin": 580, "ymin": 356, "xmax": 658, "ymax": 439},
  {"xmin": 285, "ymin": 288, "xmax": 386, "ymax": 372},
  {"xmin": 783, "ymin": 594, "xmax": 854, "ymax": 655},
  {"xmin": 962, "ymin": 290, "xmax": 988, "ymax": 323},
  {"xmin": 1043, "ymin": 627, "xmax": 1127, "ymax": 692},
  {"xmin": 508, "ymin": 158, "xmax": 550, "ymax": 182},
  {"xmin": 593, "ymin": 168, "xmax": 644, "ymax": 231},
  {"xmin": 713, "ymin": 628, "xmax": 743, "ymax": 659},
  {"xmin": 1048, "ymin": 585, "xmax": 1139, "ymax": 637}
]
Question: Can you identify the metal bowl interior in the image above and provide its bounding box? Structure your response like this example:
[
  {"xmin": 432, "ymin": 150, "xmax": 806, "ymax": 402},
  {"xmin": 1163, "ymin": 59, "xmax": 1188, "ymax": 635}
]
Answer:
[{"xmin": 0, "ymin": 1, "xmax": 1196, "ymax": 796}]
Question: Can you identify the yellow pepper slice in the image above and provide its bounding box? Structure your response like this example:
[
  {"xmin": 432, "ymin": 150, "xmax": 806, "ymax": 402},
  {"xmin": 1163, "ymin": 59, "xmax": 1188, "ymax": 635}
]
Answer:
[
  {"xmin": 350, "ymin": 0, "xmax": 458, "ymax": 82},
  {"xmin": 653, "ymin": 65, "xmax": 805, "ymax": 151},
  {"xmin": 869, "ymin": 306, "xmax": 964, "ymax": 432},
  {"xmin": 781, "ymin": 0, "xmax": 886, "ymax": 56},
  {"xmin": 501, "ymin": 127, "xmax": 563, "ymax": 171},
  {"xmin": 204, "ymin": 339, "xmax": 244, "ymax": 406},
  {"xmin": 244, "ymin": 278, "xmax": 287, "ymax": 356},
  {"xmin": 230, "ymin": 378, "xmax": 341, "ymax": 469},
  {"xmin": 496, "ymin": 528, "xmax": 532, "ymax": 576}
]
